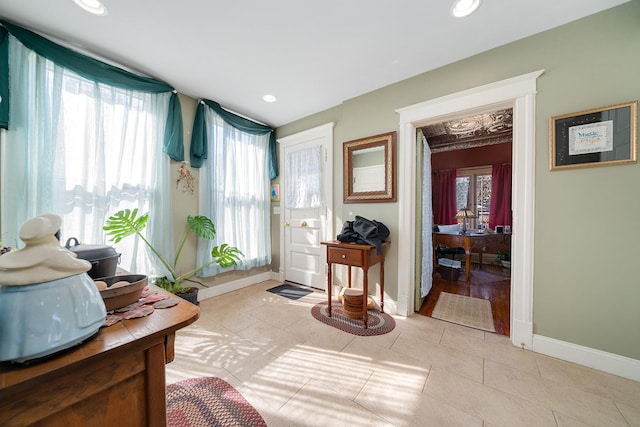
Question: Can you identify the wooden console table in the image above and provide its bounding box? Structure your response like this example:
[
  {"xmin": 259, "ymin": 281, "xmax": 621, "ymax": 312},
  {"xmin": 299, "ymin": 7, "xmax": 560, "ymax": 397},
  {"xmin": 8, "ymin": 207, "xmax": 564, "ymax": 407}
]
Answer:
[
  {"xmin": 432, "ymin": 232, "xmax": 511, "ymax": 281},
  {"xmin": 0, "ymin": 285, "xmax": 199, "ymax": 427},
  {"xmin": 321, "ymin": 240, "xmax": 390, "ymax": 328}
]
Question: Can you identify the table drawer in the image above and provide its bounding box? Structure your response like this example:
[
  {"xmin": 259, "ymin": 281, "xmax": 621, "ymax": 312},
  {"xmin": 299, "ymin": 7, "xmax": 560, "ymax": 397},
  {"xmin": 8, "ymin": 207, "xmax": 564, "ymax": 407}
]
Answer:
[{"xmin": 328, "ymin": 247, "xmax": 362, "ymax": 266}]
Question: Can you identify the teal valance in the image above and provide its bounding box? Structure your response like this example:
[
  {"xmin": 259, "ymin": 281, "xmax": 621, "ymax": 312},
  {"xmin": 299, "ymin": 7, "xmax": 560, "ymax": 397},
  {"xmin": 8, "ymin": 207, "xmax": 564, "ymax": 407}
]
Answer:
[
  {"xmin": 190, "ymin": 99, "xmax": 278, "ymax": 179},
  {"xmin": 0, "ymin": 21, "xmax": 184, "ymax": 160}
]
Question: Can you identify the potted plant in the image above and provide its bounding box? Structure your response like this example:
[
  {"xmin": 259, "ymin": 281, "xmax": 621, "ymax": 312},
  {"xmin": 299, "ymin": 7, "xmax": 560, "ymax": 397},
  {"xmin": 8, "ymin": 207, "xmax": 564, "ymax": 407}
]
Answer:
[{"xmin": 103, "ymin": 209, "xmax": 242, "ymax": 303}]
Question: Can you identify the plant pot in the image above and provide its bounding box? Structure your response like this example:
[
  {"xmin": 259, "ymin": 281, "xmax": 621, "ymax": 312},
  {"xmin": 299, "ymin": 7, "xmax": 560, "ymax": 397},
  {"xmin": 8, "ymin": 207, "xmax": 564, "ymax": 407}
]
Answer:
[
  {"xmin": 501, "ymin": 260, "xmax": 511, "ymax": 269},
  {"xmin": 175, "ymin": 287, "xmax": 199, "ymax": 305}
]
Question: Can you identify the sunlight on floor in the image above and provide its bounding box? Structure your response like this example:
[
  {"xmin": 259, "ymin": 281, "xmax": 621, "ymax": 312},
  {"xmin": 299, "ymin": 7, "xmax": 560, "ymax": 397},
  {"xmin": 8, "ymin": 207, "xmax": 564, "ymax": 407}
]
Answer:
[{"xmin": 166, "ymin": 280, "xmax": 640, "ymax": 427}]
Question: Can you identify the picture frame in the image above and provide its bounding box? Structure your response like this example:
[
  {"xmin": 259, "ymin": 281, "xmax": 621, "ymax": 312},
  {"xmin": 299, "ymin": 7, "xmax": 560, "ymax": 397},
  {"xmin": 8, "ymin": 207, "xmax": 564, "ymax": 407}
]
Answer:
[
  {"xmin": 550, "ymin": 101, "xmax": 637, "ymax": 171},
  {"xmin": 343, "ymin": 131, "xmax": 397, "ymax": 203},
  {"xmin": 270, "ymin": 184, "xmax": 280, "ymax": 202}
]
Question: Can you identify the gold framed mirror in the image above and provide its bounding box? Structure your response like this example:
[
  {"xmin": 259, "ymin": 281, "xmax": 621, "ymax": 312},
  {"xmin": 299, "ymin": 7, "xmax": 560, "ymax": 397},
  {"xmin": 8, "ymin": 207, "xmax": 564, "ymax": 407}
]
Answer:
[{"xmin": 343, "ymin": 131, "xmax": 396, "ymax": 203}]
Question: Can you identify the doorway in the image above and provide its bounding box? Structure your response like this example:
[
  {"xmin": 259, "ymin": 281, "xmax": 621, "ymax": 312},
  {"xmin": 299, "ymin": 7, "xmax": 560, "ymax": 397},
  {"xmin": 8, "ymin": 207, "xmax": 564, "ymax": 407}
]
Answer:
[
  {"xmin": 396, "ymin": 70, "xmax": 543, "ymax": 349},
  {"xmin": 418, "ymin": 117, "xmax": 513, "ymax": 336},
  {"xmin": 277, "ymin": 123, "xmax": 334, "ymax": 290}
]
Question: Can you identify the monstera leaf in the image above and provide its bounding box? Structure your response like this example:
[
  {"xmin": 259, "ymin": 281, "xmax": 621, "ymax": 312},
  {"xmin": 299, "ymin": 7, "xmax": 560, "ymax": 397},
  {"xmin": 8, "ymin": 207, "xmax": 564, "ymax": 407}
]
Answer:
[
  {"xmin": 187, "ymin": 215, "xmax": 216, "ymax": 240},
  {"xmin": 211, "ymin": 244, "xmax": 243, "ymax": 268},
  {"xmin": 103, "ymin": 209, "xmax": 149, "ymax": 243}
]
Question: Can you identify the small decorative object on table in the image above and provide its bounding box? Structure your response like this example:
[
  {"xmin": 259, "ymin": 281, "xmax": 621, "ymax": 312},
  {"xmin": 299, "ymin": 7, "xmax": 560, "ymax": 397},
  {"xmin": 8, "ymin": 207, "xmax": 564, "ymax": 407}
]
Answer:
[{"xmin": 0, "ymin": 214, "xmax": 106, "ymax": 363}]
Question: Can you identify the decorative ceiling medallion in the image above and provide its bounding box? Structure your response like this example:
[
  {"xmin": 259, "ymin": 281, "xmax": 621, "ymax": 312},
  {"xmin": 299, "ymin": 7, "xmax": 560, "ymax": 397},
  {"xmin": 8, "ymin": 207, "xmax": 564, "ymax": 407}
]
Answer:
[{"xmin": 422, "ymin": 108, "xmax": 513, "ymax": 152}]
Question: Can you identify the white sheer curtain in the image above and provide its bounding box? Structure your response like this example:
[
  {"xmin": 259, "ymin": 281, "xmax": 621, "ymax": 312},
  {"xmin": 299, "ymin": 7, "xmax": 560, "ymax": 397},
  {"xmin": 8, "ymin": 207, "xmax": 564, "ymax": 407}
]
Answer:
[
  {"xmin": 421, "ymin": 135, "xmax": 434, "ymax": 297},
  {"xmin": 1, "ymin": 37, "xmax": 173, "ymax": 276},
  {"xmin": 197, "ymin": 107, "xmax": 271, "ymax": 276},
  {"xmin": 285, "ymin": 145, "xmax": 322, "ymax": 209}
]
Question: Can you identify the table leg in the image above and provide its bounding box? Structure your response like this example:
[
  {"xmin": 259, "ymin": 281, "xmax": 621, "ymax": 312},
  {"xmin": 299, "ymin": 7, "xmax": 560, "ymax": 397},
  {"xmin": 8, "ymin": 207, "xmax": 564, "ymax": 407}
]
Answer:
[
  {"xmin": 380, "ymin": 260, "xmax": 385, "ymax": 313},
  {"xmin": 363, "ymin": 268, "xmax": 369, "ymax": 328},
  {"xmin": 327, "ymin": 263, "xmax": 333, "ymax": 317},
  {"xmin": 465, "ymin": 250, "xmax": 471, "ymax": 281}
]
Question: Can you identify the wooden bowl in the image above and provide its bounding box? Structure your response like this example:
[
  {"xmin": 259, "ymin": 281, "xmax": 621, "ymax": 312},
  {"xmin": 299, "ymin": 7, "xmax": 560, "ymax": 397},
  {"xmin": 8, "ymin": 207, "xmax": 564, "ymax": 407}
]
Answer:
[{"xmin": 95, "ymin": 274, "xmax": 148, "ymax": 311}]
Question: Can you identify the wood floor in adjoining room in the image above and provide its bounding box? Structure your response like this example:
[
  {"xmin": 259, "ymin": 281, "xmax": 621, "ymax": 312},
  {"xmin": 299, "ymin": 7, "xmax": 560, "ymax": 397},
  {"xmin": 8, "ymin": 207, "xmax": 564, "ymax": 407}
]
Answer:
[{"xmin": 419, "ymin": 262, "xmax": 511, "ymax": 336}]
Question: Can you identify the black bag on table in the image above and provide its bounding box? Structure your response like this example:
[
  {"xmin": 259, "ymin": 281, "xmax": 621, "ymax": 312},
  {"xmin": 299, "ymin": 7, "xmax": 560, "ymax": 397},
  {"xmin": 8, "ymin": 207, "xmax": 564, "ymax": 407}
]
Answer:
[{"xmin": 336, "ymin": 215, "xmax": 389, "ymax": 255}]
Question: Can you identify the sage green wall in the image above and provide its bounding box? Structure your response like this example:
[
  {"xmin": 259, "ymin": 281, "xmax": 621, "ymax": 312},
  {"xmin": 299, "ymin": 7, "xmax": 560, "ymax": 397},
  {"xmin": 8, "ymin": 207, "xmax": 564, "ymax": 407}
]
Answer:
[{"xmin": 275, "ymin": 2, "xmax": 640, "ymax": 360}]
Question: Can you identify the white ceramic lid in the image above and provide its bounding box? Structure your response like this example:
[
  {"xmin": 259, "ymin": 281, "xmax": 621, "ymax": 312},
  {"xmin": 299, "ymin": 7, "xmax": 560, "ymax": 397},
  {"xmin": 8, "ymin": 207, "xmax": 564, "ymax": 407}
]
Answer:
[{"xmin": 0, "ymin": 214, "xmax": 91, "ymax": 286}]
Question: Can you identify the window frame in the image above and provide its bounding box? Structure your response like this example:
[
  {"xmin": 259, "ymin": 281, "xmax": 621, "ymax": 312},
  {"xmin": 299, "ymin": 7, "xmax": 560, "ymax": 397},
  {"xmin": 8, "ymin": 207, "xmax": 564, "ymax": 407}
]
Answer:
[{"xmin": 456, "ymin": 166, "xmax": 492, "ymax": 230}]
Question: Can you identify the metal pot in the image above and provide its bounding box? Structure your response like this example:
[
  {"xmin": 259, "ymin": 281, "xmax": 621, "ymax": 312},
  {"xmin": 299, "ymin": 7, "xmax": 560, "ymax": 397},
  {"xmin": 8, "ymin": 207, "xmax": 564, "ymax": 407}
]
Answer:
[{"xmin": 65, "ymin": 237, "xmax": 121, "ymax": 279}]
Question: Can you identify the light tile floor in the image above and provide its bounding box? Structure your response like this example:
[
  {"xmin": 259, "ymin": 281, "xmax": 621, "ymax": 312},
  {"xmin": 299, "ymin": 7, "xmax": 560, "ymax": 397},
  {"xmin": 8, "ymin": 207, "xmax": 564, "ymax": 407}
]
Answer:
[{"xmin": 166, "ymin": 280, "xmax": 640, "ymax": 427}]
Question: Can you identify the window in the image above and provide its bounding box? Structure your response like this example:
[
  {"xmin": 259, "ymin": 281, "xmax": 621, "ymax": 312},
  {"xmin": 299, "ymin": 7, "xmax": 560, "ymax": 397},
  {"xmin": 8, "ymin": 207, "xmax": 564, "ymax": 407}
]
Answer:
[
  {"xmin": 2, "ymin": 41, "xmax": 173, "ymax": 276},
  {"xmin": 196, "ymin": 108, "xmax": 271, "ymax": 276},
  {"xmin": 456, "ymin": 167, "xmax": 492, "ymax": 229}
]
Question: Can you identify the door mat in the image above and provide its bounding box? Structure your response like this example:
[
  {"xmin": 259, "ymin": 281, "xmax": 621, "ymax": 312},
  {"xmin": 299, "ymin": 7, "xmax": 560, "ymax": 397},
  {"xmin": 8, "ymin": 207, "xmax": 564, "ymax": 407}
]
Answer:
[
  {"xmin": 266, "ymin": 283, "xmax": 313, "ymax": 300},
  {"xmin": 311, "ymin": 300, "xmax": 396, "ymax": 336},
  {"xmin": 431, "ymin": 292, "xmax": 496, "ymax": 332},
  {"xmin": 167, "ymin": 377, "xmax": 267, "ymax": 427}
]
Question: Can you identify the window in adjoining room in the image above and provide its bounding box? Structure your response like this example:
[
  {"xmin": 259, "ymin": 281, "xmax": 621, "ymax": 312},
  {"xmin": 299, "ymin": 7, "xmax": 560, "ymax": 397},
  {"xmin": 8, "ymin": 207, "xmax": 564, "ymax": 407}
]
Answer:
[{"xmin": 456, "ymin": 166, "xmax": 492, "ymax": 230}]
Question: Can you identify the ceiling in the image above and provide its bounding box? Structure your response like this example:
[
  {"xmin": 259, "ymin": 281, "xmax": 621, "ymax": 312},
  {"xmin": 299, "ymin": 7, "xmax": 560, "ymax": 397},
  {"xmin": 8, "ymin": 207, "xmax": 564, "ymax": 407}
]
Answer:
[
  {"xmin": 421, "ymin": 108, "xmax": 513, "ymax": 153},
  {"xmin": 0, "ymin": 0, "xmax": 629, "ymax": 127}
]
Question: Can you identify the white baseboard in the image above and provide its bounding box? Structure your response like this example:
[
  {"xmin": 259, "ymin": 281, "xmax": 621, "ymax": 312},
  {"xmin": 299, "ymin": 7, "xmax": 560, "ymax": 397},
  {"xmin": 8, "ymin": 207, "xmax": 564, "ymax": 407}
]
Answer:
[
  {"xmin": 273, "ymin": 270, "xmax": 284, "ymax": 282},
  {"xmin": 197, "ymin": 271, "xmax": 274, "ymax": 301},
  {"xmin": 511, "ymin": 318, "xmax": 534, "ymax": 350},
  {"xmin": 533, "ymin": 334, "xmax": 640, "ymax": 382},
  {"xmin": 373, "ymin": 296, "xmax": 398, "ymax": 315}
]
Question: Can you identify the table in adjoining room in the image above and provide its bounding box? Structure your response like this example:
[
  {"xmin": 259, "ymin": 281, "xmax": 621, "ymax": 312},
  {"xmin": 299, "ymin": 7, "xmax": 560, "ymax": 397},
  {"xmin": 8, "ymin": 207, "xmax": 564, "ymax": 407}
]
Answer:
[{"xmin": 432, "ymin": 232, "xmax": 511, "ymax": 281}]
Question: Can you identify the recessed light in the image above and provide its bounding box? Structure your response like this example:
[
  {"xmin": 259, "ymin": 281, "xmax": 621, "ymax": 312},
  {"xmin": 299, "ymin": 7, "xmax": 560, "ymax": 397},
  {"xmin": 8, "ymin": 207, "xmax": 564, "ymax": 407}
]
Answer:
[
  {"xmin": 73, "ymin": 0, "xmax": 107, "ymax": 16},
  {"xmin": 451, "ymin": 0, "xmax": 481, "ymax": 18},
  {"xmin": 262, "ymin": 94, "xmax": 277, "ymax": 103}
]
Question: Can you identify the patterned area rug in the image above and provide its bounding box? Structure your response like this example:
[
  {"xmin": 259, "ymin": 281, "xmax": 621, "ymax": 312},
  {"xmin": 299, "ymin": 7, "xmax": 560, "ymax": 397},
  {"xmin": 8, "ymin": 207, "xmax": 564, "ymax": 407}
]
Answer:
[
  {"xmin": 166, "ymin": 377, "xmax": 266, "ymax": 427},
  {"xmin": 311, "ymin": 300, "xmax": 396, "ymax": 336},
  {"xmin": 431, "ymin": 292, "xmax": 496, "ymax": 332}
]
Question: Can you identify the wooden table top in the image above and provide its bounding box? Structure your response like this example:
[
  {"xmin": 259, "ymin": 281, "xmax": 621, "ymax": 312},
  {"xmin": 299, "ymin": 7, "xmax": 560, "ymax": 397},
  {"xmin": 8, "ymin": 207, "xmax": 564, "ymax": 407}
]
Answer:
[
  {"xmin": 0, "ymin": 285, "xmax": 199, "ymax": 390},
  {"xmin": 321, "ymin": 240, "xmax": 391, "ymax": 250}
]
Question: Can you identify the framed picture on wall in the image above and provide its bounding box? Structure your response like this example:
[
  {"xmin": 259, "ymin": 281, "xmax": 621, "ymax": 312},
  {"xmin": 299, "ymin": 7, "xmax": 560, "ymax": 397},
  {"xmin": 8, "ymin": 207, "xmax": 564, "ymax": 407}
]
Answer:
[
  {"xmin": 271, "ymin": 184, "xmax": 280, "ymax": 202},
  {"xmin": 550, "ymin": 101, "xmax": 637, "ymax": 171}
]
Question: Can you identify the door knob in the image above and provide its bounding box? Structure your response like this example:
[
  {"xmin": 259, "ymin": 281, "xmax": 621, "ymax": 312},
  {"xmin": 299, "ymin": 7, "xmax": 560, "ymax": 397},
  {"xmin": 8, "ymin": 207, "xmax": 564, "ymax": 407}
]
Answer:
[
  {"xmin": 300, "ymin": 220, "xmax": 308, "ymax": 227},
  {"xmin": 284, "ymin": 222, "xmax": 290, "ymax": 227}
]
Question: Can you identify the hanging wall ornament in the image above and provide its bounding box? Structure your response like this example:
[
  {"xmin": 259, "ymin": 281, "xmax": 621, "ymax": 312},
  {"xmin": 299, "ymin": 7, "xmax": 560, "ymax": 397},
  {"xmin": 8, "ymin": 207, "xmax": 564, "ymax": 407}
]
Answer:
[{"xmin": 176, "ymin": 162, "xmax": 196, "ymax": 194}]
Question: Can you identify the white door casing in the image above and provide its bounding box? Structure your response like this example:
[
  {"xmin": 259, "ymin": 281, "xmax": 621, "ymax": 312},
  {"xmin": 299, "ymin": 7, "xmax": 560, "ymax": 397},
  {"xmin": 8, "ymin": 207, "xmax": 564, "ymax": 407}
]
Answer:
[
  {"xmin": 277, "ymin": 123, "xmax": 334, "ymax": 289},
  {"xmin": 395, "ymin": 70, "xmax": 543, "ymax": 350}
]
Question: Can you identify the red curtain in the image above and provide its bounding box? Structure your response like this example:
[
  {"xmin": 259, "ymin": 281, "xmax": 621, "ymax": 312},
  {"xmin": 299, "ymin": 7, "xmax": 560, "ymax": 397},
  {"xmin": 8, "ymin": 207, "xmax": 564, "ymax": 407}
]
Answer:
[
  {"xmin": 489, "ymin": 163, "xmax": 512, "ymax": 229},
  {"xmin": 432, "ymin": 169, "xmax": 457, "ymax": 225}
]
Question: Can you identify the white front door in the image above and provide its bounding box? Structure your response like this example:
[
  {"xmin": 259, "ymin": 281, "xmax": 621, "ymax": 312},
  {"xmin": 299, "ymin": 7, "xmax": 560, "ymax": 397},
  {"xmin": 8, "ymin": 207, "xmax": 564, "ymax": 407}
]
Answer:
[
  {"xmin": 285, "ymin": 204, "xmax": 325, "ymax": 288},
  {"xmin": 278, "ymin": 123, "xmax": 334, "ymax": 290}
]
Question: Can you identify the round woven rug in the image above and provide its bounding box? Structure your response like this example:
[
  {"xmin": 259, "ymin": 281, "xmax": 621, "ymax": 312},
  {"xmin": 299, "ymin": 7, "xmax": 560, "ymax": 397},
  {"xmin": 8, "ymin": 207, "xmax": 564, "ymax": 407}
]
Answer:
[
  {"xmin": 311, "ymin": 300, "xmax": 396, "ymax": 336},
  {"xmin": 166, "ymin": 377, "xmax": 266, "ymax": 427}
]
